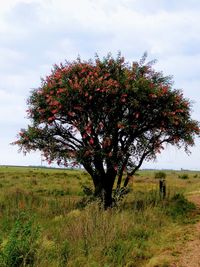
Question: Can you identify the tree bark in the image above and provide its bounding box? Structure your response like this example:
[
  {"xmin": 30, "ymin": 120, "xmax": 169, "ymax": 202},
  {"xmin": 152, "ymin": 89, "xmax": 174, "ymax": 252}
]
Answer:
[{"xmin": 92, "ymin": 172, "xmax": 116, "ymax": 209}]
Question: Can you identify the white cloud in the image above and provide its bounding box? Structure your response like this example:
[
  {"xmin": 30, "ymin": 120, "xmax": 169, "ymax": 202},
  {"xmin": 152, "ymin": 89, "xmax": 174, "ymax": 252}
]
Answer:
[
  {"xmin": 0, "ymin": 90, "xmax": 26, "ymax": 124},
  {"xmin": 0, "ymin": 48, "xmax": 26, "ymax": 73},
  {"xmin": 0, "ymin": 0, "xmax": 200, "ymax": 168},
  {"xmin": 0, "ymin": 71, "xmax": 40, "ymax": 95}
]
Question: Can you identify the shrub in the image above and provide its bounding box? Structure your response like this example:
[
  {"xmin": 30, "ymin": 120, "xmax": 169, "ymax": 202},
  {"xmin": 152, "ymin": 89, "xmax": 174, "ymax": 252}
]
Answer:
[
  {"xmin": 0, "ymin": 212, "xmax": 40, "ymax": 267},
  {"xmin": 166, "ymin": 193, "xmax": 196, "ymax": 220},
  {"xmin": 154, "ymin": 171, "xmax": 166, "ymax": 180},
  {"xmin": 178, "ymin": 174, "xmax": 189, "ymax": 179}
]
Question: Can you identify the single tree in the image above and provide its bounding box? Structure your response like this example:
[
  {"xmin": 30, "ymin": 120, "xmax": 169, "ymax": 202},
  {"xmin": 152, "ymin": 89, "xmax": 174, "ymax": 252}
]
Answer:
[{"xmin": 14, "ymin": 53, "xmax": 200, "ymax": 207}]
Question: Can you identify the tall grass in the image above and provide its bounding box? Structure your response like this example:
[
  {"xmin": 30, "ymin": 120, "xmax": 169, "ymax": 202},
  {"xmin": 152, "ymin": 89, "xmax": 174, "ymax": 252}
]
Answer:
[{"xmin": 0, "ymin": 167, "xmax": 199, "ymax": 266}]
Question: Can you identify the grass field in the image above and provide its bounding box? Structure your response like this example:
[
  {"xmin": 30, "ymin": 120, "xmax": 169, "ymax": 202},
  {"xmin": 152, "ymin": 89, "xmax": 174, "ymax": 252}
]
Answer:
[{"xmin": 0, "ymin": 166, "xmax": 200, "ymax": 267}]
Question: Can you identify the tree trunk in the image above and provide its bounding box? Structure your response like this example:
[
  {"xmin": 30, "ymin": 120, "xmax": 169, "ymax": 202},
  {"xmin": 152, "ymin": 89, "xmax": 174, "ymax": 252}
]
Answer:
[
  {"xmin": 103, "ymin": 186, "xmax": 113, "ymax": 208},
  {"xmin": 92, "ymin": 173, "xmax": 116, "ymax": 209}
]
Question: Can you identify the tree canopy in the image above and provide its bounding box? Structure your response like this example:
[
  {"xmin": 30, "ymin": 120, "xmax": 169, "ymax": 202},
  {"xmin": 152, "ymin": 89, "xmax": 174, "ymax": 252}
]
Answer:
[{"xmin": 14, "ymin": 53, "xmax": 200, "ymax": 207}]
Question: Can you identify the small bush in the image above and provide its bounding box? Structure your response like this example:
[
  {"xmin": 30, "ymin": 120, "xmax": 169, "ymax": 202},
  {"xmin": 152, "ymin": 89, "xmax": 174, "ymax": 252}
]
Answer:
[
  {"xmin": 59, "ymin": 240, "xmax": 71, "ymax": 267},
  {"xmin": 178, "ymin": 174, "xmax": 189, "ymax": 179},
  {"xmin": 0, "ymin": 212, "xmax": 40, "ymax": 267},
  {"xmin": 48, "ymin": 188, "xmax": 72, "ymax": 196},
  {"xmin": 155, "ymin": 171, "xmax": 166, "ymax": 180},
  {"xmin": 166, "ymin": 193, "xmax": 196, "ymax": 220},
  {"xmin": 81, "ymin": 184, "xmax": 93, "ymax": 196},
  {"xmin": 113, "ymin": 187, "xmax": 130, "ymax": 205}
]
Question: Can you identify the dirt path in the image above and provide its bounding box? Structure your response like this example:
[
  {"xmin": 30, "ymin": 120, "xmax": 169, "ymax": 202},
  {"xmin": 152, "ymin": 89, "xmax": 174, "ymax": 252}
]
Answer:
[{"xmin": 172, "ymin": 194, "xmax": 200, "ymax": 267}]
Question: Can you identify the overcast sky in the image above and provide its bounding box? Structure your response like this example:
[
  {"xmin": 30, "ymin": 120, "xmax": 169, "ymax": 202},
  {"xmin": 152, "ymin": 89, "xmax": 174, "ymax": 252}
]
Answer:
[{"xmin": 0, "ymin": 0, "xmax": 200, "ymax": 169}]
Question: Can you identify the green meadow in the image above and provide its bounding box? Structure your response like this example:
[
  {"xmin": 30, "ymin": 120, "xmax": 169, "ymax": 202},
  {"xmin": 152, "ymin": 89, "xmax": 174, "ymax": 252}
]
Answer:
[{"xmin": 0, "ymin": 166, "xmax": 200, "ymax": 267}]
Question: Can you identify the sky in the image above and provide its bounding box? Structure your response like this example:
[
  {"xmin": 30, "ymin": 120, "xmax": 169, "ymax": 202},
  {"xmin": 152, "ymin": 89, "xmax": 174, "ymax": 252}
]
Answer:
[{"xmin": 0, "ymin": 0, "xmax": 200, "ymax": 170}]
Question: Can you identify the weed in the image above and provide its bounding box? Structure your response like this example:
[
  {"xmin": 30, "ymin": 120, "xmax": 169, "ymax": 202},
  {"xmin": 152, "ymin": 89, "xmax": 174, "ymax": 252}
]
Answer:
[
  {"xmin": 48, "ymin": 188, "xmax": 72, "ymax": 196},
  {"xmin": 0, "ymin": 212, "xmax": 40, "ymax": 267},
  {"xmin": 105, "ymin": 240, "xmax": 128, "ymax": 265},
  {"xmin": 81, "ymin": 184, "xmax": 93, "ymax": 196},
  {"xmin": 58, "ymin": 240, "xmax": 71, "ymax": 266},
  {"xmin": 166, "ymin": 193, "xmax": 196, "ymax": 220},
  {"xmin": 30, "ymin": 178, "xmax": 38, "ymax": 185}
]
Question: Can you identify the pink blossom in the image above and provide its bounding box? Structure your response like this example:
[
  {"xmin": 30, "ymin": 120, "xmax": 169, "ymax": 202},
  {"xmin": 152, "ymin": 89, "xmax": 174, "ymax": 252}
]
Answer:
[
  {"xmin": 114, "ymin": 165, "xmax": 118, "ymax": 171},
  {"xmin": 89, "ymin": 138, "xmax": 94, "ymax": 145}
]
